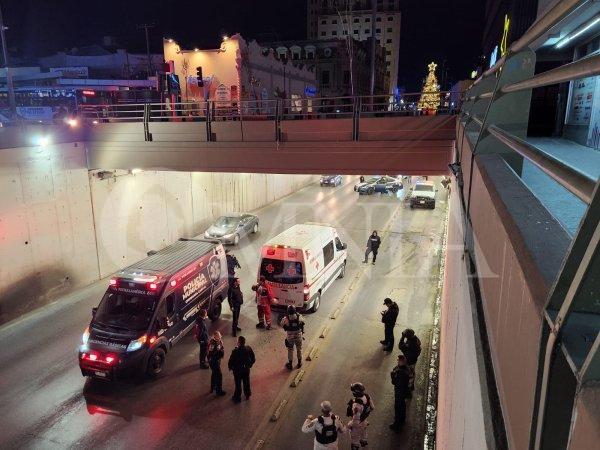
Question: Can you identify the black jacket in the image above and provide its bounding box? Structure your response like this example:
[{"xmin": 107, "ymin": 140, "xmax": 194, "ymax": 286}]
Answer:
[
  {"xmin": 367, "ymin": 235, "xmax": 381, "ymax": 251},
  {"xmin": 228, "ymin": 345, "xmax": 256, "ymax": 373},
  {"xmin": 226, "ymin": 254, "xmax": 241, "ymax": 275},
  {"xmin": 382, "ymin": 302, "xmax": 399, "ymax": 326},
  {"xmin": 391, "ymin": 365, "xmax": 411, "ymax": 398},
  {"xmin": 399, "ymin": 335, "xmax": 421, "ymax": 365},
  {"xmin": 207, "ymin": 339, "xmax": 225, "ymax": 363},
  {"xmin": 229, "ymin": 285, "xmax": 244, "ymax": 308}
]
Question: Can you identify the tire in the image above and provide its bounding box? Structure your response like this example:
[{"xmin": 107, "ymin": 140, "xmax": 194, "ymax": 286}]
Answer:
[
  {"xmin": 208, "ymin": 298, "xmax": 222, "ymax": 321},
  {"xmin": 338, "ymin": 262, "xmax": 346, "ymax": 279},
  {"xmin": 310, "ymin": 292, "xmax": 321, "ymax": 312},
  {"xmin": 233, "ymin": 234, "xmax": 240, "ymax": 245},
  {"xmin": 252, "ymin": 223, "xmax": 258, "ymax": 234},
  {"xmin": 431, "ymin": 202, "xmax": 436, "ymax": 210},
  {"xmin": 146, "ymin": 348, "xmax": 166, "ymax": 378},
  {"xmin": 367, "ymin": 188, "xmax": 374, "ymax": 195}
]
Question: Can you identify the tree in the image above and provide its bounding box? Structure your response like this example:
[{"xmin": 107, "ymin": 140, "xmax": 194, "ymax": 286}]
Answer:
[{"xmin": 418, "ymin": 62, "xmax": 441, "ymax": 112}]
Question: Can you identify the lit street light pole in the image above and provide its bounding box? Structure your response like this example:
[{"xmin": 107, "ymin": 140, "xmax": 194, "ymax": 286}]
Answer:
[{"xmin": 0, "ymin": 4, "xmax": 16, "ymax": 117}]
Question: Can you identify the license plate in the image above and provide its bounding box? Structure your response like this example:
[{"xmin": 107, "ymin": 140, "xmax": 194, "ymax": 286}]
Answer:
[
  {"xmin": 420, "ymin": 200, "xmax": 425, "ymax": 204},
  {"xmin": 94, "ymin": 371, "xmax": 107, "ymax": 378},
  {"xmin": 281, "ymin": 298, "xmax": 296, "ymax": 305}
]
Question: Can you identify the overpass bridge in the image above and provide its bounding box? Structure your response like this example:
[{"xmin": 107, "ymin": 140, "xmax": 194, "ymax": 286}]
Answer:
[{"xmin": 0, "ymin": 94, "xmax": 456, "ymax": 175}]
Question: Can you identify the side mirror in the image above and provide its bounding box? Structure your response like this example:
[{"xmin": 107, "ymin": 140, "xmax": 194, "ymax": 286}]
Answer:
[
  {"xmin": 92, "ymin": 307, "xmax": 98, "ymax": 317},
  {"xmin": 342, "ymin": 243, "xmax": 347, "ymax": 250}
]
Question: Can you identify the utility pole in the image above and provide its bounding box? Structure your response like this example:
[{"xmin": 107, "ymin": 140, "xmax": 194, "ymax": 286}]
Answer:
[
  {"xmin": 137, "ymin": 23, "xmax": 155, "ymax": 77},
  {"xmin": 0, "ymin": 4, "xmax": 16, "ymax": 117},
  {"xmin": 369, "ymin": 0, "xmax": 377, "ymax": 97}
]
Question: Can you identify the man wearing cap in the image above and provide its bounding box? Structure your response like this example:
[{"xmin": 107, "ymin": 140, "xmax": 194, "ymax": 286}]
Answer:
[
  {"xmin": 302, "ymin": 401, "xmax": 347, "ymax": 449},
  {"xmin": 380, "ymin": 298, "xmax": 399, "ymax": 352}
]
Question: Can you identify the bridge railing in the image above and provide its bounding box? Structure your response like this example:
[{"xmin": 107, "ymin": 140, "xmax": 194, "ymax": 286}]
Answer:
[{"xmin": 457, "ymin": 0, "xmax": 600, "ymax": 448}]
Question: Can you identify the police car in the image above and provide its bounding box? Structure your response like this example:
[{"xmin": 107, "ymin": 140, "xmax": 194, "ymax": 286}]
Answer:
[{"xmin": 79, "ymin": 238, "xmax": 228, "ymax": 380}]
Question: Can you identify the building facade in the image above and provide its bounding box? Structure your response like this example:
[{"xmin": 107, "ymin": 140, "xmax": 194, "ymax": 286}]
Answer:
[
  {"xmin": 307, "ymin": 0, "xmax": 401, "ymax": 94},
  {"xmin": 261, "ymin": 38, "xmax": 387, "ymax": 97},
  {"xmin": 163, "ymin": 35, "xmax": 316, "ymax": 113}
]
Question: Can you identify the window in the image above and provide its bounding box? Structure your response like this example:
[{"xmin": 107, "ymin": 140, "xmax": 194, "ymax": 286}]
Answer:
[
  {"xmin": 387, "ymin": 28, "xmax": 393, "ymax": 32},
  {"xmin": 332, "ymin": 19, "xmax": 338, "ymax": 24},
  {"xmin": 165, "ymin": 294, "xmax": 175, "ymax": 317},
  {"xmin": 365, "ymin": 17, "xmax": 370, "ymax": 22},
  {"xmin": 321, "ymin": 31, "xmax": 326, "ymax": 36},
  {"xmin": 353, "ymin": 29, "xmax": 359, "ymax": 34},
  {"xmin": 260, "ymin": 258, "xmax": 303, "ymax": 284},
  {"xmin": 364, "ymin": 29, "xmax": 370, "ymax": 34},
  {"xmin": 376, "ymin": 28, "xmax": 381, "ymax": 34},
  {"xmin": 95, "ymin": 292, "xmax": 158, "ymax": 331},
  {"xmin": 353, "ymin": 18, "xmax": 360, "ymax": 23},
  {"xmin": 321, "ymin": 20, "xmax": 327, "ymax": 25},
  {"xmin": 307, "ymin": 51, "xmax": 315, "ymax": 59},
  {"xmin": 386, "ymin": 38, "xmax": 392, "ymax": 43},
  {"xmin": 322, "ymin": 70, "xmax": 330, "ymax": 86},
  {"xmin": 322, "ymin": 241, "xmax": 334, "ymax": 267},
  {"xmin": 376, "ymin": 17, "xmax": 382, "ymax": 22},
  {"xmin": 332, "ymin": 30, "xmax": 337, "ymax": 36},
  {"xmin": 343, "ymin": 70, "xmax": 350, "ymax": 85},
  {"xmin": 388, "ymin": 16, "xmax": 394, "ymax": 21},
  {"xmin": 335, "ymin": 237, "xmax": 345, "ymax": 251},
  {"xmin": 386, "ymin": 50, "xmax": 391, "ymax": 55},
  {"xmin": 343, "ymin": 30, "xmax": 348, "ymax": 35}
]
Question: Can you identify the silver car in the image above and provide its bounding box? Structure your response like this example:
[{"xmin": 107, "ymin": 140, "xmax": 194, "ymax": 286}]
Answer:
[{"xmin": 204, "ymin": 213, "xmax": 259, "ymax": 245}]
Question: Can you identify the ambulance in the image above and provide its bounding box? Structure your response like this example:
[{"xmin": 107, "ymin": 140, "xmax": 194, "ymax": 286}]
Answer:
[
  {"xmin": 79, "ymin": 237, "xmax": 228, "ymax": 380},
  {"xmin": 258, "ymin": 223, "xmax": 348, "ymax": 312}
]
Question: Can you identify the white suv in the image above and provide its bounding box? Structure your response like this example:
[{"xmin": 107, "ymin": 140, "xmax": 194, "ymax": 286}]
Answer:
[{"xmin": 409, "ymin": 181, "xmax": 437, "ymax": 209}]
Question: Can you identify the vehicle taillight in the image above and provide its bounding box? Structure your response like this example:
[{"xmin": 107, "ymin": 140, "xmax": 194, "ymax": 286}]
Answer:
[
  {"xmin": 149, "ymin": 336, "xmax": 157, "ymax": 344},
  {"xmin": 109, "ymin": 278, "xmax": 118, "ymax": 287},
  {"xmin": 303, "ymin": 285, "xmax": 310, "ymax": 301},
  {"xmin": 89, "ymin": 353, "xmax": 98, "ymax": 361},
  {"xmin": 148, "ymin": 282, "xmax": 158, "ymax": 290},
  {"xmin": 170, "ymin": 280, "xmax": 177, "ymax": 287},
  {"xmin": 105, "ymin": 355, "xmax": 118, "ymax": 364}
]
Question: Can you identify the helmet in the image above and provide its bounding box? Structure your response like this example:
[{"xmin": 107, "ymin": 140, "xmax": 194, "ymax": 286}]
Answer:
[
  {"xmin": 403, "ymin": 328, "xmax": 415, "ymax": 337},
  {"xmin": 287, "ymin": 305, "xmax": 297, "ymax": 315},
  {"xmin": 350, "ymin": 382, "xmax": 365, "ymax": 396}
]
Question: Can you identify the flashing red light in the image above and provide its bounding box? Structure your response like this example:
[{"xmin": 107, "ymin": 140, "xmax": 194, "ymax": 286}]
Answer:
[
  {"xmin": 109, "ymin": 278, "xmax": 118, "ymax": 287},
  {"xmin": 267, "ymin": 248, "xmax": 275, "ymax": 255},
  {"xmin": 148, "ymin": 282, "xmax": 158, "ymax": 290},
  {"xmin": 105, "ymin": 355, "xmax": 116, "ymax": 364},
  {"xmin": 82, "ymin": 90, "xmax": 96, "ymax": 96},
  {"xmin": 89, "ymin": 353, "xmax": 98, "ymax": 361},
  {"xmin": 149, "ymin": 336, "xmax": 157, "ymax": 344},
  {"xmin": 170, "ymin": 280, "xmax": 177, "ymax": 287}
]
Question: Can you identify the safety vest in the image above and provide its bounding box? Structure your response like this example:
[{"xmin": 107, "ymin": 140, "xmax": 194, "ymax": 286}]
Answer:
[
  {"xmin": 315, "ymin": 415, "xmax": 338, "ymax": 444},
  {"xmin": 286, "ymin": 314, "xmax": 302, "ymax": 332}
]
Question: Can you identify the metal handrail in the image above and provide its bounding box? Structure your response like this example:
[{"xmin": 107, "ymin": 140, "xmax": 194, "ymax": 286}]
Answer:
[
  {"xmin": 501, "ymin": 54, "xmax": 600, "ymax": 93},
  {"xmin": 487, "ymin": 125, "xmax": 595, "ymax": 203}
]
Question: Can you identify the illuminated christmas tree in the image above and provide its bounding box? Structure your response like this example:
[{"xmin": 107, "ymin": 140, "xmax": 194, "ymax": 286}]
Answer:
[{"xmin": 418, "ymin": 62, "xmax": 441, "ymax": 112}]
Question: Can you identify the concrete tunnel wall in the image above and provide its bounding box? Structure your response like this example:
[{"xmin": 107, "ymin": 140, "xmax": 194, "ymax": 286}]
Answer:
[{"xmin": 0, "ymin": 141, "xmax": 316, "ymax": 325}]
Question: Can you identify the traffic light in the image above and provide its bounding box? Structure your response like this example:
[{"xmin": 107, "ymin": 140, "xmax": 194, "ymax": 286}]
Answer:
[{"xmin": 196, "ymin": 67, "xmax": 204, "ymax": 87}]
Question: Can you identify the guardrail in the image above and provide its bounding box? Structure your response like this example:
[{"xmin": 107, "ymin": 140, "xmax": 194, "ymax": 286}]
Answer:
[
  {"xmin": 458, "ymin": 0, "xmax": 600, "ymax": 448},
  {"xmin": 76, "ymin": 92, "xmax": 461, "ymax": 141}
]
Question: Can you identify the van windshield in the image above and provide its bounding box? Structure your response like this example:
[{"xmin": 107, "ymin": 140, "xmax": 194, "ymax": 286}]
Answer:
[
  {"xmin": 260, "ymin": 258, "xmax": 303, "ymax": 284},
  {"xmin": 414, "ymin": 184, "xmax": 434, "ymax": 192},
  {"xmin": 94, "ymin": 292, "xmax": 158, "ymax": 331}
]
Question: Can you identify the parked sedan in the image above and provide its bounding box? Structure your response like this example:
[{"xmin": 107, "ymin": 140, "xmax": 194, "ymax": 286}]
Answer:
[
  {"xmin": 204, "ymin": 213, "xmax": 259, "ymax": 245},
  {"xmin": 320, "ymin": 175, "xmax": 343, "ymax": 187},
  {"xmin": 357, "ymin": 176, "xmax": 403, "ymax": 195},
  {"xmin": 354, "ymin": 176, "xmax": 381, "ymax": 192}
]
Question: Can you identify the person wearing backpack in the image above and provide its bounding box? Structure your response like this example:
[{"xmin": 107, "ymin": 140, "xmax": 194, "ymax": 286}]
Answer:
[
  {"xmin": 302, "ymin": 400, "xmax": 347, "ymax": 449},
  {"xmin": 399, "ymin": 328, "xmax": 421, "ymax": 390},
  {"xmin": 346, "ymin": 382, "xmax": 375, "ymax": 449}
]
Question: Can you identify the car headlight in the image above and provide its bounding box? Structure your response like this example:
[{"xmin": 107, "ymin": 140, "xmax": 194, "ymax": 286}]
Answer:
[
  {"xmin": 82, "ymin": 326, "xmax": 90, "ymax": 345},
  {"xmin": 222, "ymin": 233, "xmax": 234, "ymax": 239},
  {"xmin": 126, "ymin": 335, "xmax": 147, "ymax": 352}
]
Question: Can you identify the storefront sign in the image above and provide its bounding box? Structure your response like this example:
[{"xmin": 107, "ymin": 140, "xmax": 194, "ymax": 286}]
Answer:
[
  {"xmin": 304, "ymin": 86, "xmax": 317, "ymax": 97},
  {"xmin": 16, "ymin": 106, "xmax": 54, "ymax": 121},
  {"xmin": 50, "ymin": 66, "xmax": 89, "ymax": 78},
  {"xmin": 568, "ymin": 76, "xmax": 596, "ymax": 126},
  {"xmin": 215, "ymin": 83, "xmax": 231, "ymax": 106}
]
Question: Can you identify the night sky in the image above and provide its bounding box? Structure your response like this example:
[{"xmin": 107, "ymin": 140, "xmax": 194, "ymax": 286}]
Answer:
[{"xmin": 1, "ymin": 0, "xmax": 484, "ymax": 91}]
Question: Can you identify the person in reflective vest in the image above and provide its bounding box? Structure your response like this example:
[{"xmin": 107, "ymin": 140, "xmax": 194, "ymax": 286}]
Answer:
[
  {"xmin": 280, "ymin": 305, "xmax": 305, "ymax": 370},
  {"xmin": 253, "ymin": 276, "xmax": 274, "ymax": 330},
  {"xmin": 346, "ymin": 382, "xmax": 375, "ymax": 449},
  {"xmin": 302, "ymin": 401, "xmax": 347, "ymax": 449}
]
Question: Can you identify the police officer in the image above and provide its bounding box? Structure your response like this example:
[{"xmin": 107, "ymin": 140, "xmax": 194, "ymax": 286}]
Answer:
[
  {"xmin": 228, "ymin": 336, "xmax": 256, "ymax": 403},
  {"xmin": 226, "ymin": 249, "xmax": 241, "ymax": 306},
  {"xmin": 380, "ymin": 298, "xmax": 399, "ymax": 352},
  {"xmin": 280, "ymin": 305, "xmax": 305, "ymax": 370},
  {"xmin": 390, "ymin": 354, "xmax": 411, "ymax": 432},
  {"xmin": 399, "ymin": 328, "xmax": 421, "ymax": 390},
  {"xmin": 346, "ymin": 382, "xmax": 374, "ymax": 449},
  {"xmin": 301, "ymin": 401, "xmax": 347, "ymax": 450},
  {"xmin": 363, "ymin": 230, "xmax": 381, "ymax": 265},
  {"xmin": 194, "ymin": 309, "xmax": 209, "ymax": 369},
  {"xmin": 207, "ymin": 331, "xmax": 226, "ymax": 396},
  {"xmin": 253, "ymin": 276, "xmax": 274, "ymax": 330},
  {"xmin": 229, "ymin": 277, "xmax": 243, "ymax": 337}
]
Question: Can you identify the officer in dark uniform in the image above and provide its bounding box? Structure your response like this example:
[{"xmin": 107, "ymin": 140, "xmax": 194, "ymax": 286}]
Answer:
[
  {"xmin": 228, "ymin": 336, "xmax": 256, "ymax": 403},
  {"xmin": 280, "ymin": 305, "xmax": 305, "ymax": 370},
  {"xmin": 207, "ymin": 331, "xmax": 226, "ymax": 396},
  {"xmin": 363, "ymin": 231, "xmax": 381, "ymax": 265},
  {"xmin": 399, "ymin": 328, "xmax": 422, "ymax": 390},
  {"xmin": 226, "ymin": 249, "xmax": 241, "ymax": 306},
  {"xmin": 380, "ymin": 298, "xmax": 400, "ymax": 352},
  {"xmin": 390, "ymin": 354, "xmax": 411, "ymax": 432},
  {"xmin": 229, "ymin": 277, "xmax": 244, "ymax": 337},
  {"xmin": 194, "ymin": 309, "xmax": 209, "ymax": 369}
]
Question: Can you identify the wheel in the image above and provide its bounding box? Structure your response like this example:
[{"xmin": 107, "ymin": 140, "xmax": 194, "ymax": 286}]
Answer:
[
  {"xmin": 233, "ymin": 234, "xmax": 240, "ymax": 245},
  {"xmin": 338, "ymin": 262, "xmax": 346, "ymax": 279},
  {"xmin": 367, "ymin": 187, "xmax": 374, "ymax": 195},
  {"xmin": 431, "ymin": 202, "xmax": 436, "ymax": 210},
  {"xmin": 310, "ymin": 292, "xmax": 321, "ymax": 312},
  {"xmin": 146, "ymin": 348, "xmax": 166, "ymax": 378},
  {"xmin": 208, "ymin": 298, "xmax": 223, "ymax": 321},
  {"xmin": 252, "ymin": 223, "xmax": 258, "ymax": 234}
]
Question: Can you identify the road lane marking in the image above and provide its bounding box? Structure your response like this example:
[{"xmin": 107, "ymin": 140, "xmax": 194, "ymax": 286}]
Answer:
[
  {"xmin": 270, "ymin": 399, "xmax": 288, "ymax": 422},
  {"xmin": 330, "ymin": 308, "xmax": 340, "ymax": 319},
  {"xmin": 306, "ymin": 345, "xmax": 319, "ymax": 361},
  {"xmin": 290, "ymin": 369, "xmax": 305, "ymax": 387},
  {"xmin": 319, "ymin": 325, "xmax": 330, "ymax": 338}
]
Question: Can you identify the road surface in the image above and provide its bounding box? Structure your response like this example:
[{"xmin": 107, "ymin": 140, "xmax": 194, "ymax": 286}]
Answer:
[{"xmin": 0, "ymin": 176, "xmax": 448, "ymax": 449}]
